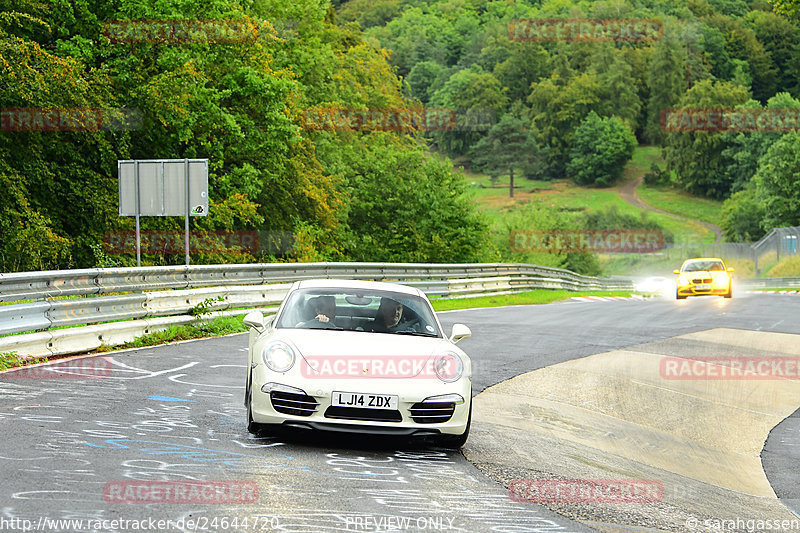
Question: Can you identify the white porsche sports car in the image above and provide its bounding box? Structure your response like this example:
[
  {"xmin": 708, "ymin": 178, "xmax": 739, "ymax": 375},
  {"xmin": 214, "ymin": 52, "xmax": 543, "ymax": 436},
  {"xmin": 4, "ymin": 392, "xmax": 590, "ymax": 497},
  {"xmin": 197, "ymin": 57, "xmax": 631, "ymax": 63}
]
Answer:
[{"xmin": 243, "ymin": 279, "xmax": 473, "ymax": 448}]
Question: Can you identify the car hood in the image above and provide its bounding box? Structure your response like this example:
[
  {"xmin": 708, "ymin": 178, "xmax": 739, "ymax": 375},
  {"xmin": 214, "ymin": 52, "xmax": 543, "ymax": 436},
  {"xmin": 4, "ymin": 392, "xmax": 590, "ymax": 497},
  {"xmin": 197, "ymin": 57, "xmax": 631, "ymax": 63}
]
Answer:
[
  {"xmin": 273, "ymin": 329, "xmax": 463, "ymax": 378},
  {"xmin": 681, "ymin": 270, "xmax": 728, "ymax": 278}
]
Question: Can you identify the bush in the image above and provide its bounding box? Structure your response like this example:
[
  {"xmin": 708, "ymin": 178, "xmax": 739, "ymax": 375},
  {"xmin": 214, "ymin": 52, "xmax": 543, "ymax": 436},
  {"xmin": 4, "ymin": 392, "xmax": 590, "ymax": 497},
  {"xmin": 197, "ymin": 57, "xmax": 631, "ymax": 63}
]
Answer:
[
  {"xmin": 567, "ymin": 112, "xmax": 637, "ymax": 187},
  {"xmin": 720, "ymin": 187, "xmax": 766, "ymax": 242},
  {"xmin": 642, "ymin": 162, "xmax": 671, "ymax": 186}
]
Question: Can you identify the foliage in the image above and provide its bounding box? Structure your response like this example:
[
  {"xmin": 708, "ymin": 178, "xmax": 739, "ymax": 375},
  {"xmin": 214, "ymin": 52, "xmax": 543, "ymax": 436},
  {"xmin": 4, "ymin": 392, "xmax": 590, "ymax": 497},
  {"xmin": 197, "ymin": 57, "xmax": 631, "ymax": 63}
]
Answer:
[
  {"xmin": 770, "ymin": 0, "xmax": 800, "ymax": 19},
  {"xmin": 645, "ymin": 28, "xmax": 687, "ymax": 145},
  {"xmin": 428, "ymin": 66, "xmax": 509, "ymax": 156},
  {"xmin": 567, "ymin": 112, "xmax": 637, "ymax": 187},
  {"xmin": 0, "ymin": 0, "xmax": 491, "ymax": 271},
  {"xmin": 663, "ymin": 79, "xmax": 750, "ymax": 198},
  {"xmin": 0, "ymin": 351, "xmax": 48, "ymax": 371},
  {"xmin": 469, "ymin": 115, "xmax": 545, "ymax": 195},
  {"xmin": 753, "ymin": 132, "xmax": 800, "ymax": 228},
  {"xmin": 188, "ymin": 296, "xmax": 225, "ymax": 318},
  {"xmin": 528, "ymin": 71, "xmax": 606, "ymax": 178},
  {"xmin": 581, "ymin": 205, "xmax": 673, "ymax": 242},
  {"xmin": 5, "ymin": 0, "xmax": 800, "ymax": 272},
  {"xmin": 643, "ymin": 162, "xmax": 671, "ymax": 185},
  {"xmin": 720, "ymin": 186, "xmax": 766, "ymax": 242},
  {"xmin": 314, "ymin": 134, "xmax": 490, "ymax": 262},
  {"xmin": 120, "ymin": 315, "xmax": 248, "ymax": 349}
]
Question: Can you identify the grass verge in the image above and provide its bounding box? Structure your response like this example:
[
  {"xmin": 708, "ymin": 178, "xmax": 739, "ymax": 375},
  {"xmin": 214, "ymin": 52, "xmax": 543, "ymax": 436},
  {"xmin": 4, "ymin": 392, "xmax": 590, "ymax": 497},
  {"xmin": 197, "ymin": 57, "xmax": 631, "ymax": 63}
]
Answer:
[
  {"xmin": 637, "ymin": 183, "xmax": 723, "ymax": 226},
  {"xmin": 110, "ymin": 315, "xmax": 249, "ymax": 350},
  {"xmin": 0, "ymin": 352, "xmax": 48, "ymax": 371},
  {"xmin": 431, "ymin": 289, "xmax": 633, "ymax": 311}
]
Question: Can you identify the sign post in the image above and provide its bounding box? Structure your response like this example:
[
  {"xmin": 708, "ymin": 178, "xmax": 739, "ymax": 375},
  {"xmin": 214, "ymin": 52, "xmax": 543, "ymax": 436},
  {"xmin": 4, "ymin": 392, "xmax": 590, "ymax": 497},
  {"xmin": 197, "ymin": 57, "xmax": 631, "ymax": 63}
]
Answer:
[{"xmin": 118, "ymin": 159, "xmax": 209, "ymax": 266}]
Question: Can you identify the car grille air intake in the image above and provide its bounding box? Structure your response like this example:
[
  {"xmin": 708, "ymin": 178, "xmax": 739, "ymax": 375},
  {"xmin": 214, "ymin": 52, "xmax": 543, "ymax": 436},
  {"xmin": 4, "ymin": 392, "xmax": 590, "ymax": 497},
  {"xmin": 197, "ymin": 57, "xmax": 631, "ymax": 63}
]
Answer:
[
  {"xmin": 324, "ymin": 407, "xmax": 402, "ymax": 422},
  {"xmin": 270, "ymin": 391, "xmax": 318, "ymax": 417},
  {"xmin": 409, "ymin": 402, "xmax": 456, "ymax": 424}
]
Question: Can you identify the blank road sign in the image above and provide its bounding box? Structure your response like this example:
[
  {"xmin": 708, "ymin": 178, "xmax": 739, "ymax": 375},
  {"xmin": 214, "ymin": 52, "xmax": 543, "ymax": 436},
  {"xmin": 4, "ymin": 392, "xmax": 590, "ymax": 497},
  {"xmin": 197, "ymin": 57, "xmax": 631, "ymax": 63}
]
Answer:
[{"xmin": 118, "ymin": 159, "xmax": 208, "ymax": 216}]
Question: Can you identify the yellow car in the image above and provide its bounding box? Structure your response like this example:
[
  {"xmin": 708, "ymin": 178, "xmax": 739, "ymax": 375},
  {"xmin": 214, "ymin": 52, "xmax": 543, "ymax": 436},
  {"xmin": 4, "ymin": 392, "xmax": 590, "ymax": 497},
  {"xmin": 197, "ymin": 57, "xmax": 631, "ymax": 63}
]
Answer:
[{"xmin": 674, "ymin": 257, "xmax": 734, "ymax": 299}]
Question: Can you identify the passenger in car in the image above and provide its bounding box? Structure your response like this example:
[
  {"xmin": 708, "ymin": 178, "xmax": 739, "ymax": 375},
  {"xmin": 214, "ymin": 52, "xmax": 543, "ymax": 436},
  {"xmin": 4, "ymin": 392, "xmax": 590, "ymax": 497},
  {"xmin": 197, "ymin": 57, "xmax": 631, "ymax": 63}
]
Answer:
[{"xmin": 371, "ymin": 297, "xmax": 412, "ymax": 333}]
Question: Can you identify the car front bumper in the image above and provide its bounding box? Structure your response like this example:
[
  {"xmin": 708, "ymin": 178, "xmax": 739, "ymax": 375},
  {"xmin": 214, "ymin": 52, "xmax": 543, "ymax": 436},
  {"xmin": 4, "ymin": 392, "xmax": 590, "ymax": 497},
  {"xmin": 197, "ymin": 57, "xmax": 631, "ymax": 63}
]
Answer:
[{"xmin": 250, "ymin": 370, "xmax": 472, "ymax": 436}]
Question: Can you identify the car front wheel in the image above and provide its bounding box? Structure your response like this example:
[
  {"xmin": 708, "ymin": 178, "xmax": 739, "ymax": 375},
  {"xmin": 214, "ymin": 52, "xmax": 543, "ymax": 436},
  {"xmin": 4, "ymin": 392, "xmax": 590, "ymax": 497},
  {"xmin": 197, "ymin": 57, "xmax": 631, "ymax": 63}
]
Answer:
[
  {"xmin": 247, "ymin": 390, "xmax": 266, "ymax": 436},
  {"xmin": 724, "ymin": 286, "xmax": 733, "ymax": 298},
  {"xmin": 437, "ymin": 400, "xmax": 471, "ymax": 449}
]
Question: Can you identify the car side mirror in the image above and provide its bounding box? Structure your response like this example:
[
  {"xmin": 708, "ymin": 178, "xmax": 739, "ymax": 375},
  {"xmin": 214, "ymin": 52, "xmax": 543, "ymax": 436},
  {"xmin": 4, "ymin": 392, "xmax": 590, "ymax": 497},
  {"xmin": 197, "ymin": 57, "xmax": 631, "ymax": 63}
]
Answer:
[
  {"xmin": 243, "ymin": 310, "xmax": 265, "ymax": 330},
  {"xmin": 673, "ymin": 270, "xmax": 680, "ymax": 275},
  {"xmin": 450, "ymin": 324, "xmax": 471, "ymax": 344},
  {"xmin": 727, "ymin": 267, "xmax": 734, "ymax": 273}
]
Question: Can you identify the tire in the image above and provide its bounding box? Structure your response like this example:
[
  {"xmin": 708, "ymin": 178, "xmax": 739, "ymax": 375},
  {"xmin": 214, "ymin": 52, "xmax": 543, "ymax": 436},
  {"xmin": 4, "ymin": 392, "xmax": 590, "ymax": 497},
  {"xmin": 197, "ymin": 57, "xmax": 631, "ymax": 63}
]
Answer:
[
  {"xmin": 246, "ymin": 390, "xmax": 265, "ymax": 436},
  {"xmin": 676, "ymin": 291, "xmax": 687, "ymax": 300},
  {"xmin": 724, "ymin": 286, "xmax": 733, "ymax": 299},
  {"xmin": 437, "ymin": 399, "xmax": 472, "ymax": 449}
]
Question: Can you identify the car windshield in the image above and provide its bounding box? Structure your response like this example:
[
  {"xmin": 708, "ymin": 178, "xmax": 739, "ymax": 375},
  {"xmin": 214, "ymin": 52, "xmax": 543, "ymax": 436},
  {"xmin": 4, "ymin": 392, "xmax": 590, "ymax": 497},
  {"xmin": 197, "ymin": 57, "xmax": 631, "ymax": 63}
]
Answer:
[
  {"xmin": 682, "ymin": 261, "xmax": 725, "ymax": 272},
  {"xmin": 275, "ymin": 288, "xmax": 441, "ymax": 337}
]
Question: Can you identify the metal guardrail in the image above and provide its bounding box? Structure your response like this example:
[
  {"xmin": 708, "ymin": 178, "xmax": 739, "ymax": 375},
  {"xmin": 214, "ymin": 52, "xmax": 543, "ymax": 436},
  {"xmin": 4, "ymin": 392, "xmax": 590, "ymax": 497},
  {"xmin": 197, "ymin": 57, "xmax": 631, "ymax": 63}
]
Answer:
[
  {"xmin": 739, "ymin": 278, "xmax": 800, "ymax": 289},
  {"xmin": 0, "ymin": 262, "xmax": 628, "ymax": 358},
  {"xmin": 0, "ymin": 262, "xmax": 623, "ymax": 302}
]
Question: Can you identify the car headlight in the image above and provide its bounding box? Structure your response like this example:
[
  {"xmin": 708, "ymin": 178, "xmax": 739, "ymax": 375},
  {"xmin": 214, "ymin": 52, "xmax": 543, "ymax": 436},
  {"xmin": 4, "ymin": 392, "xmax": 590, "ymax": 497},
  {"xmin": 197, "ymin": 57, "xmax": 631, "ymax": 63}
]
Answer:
[
  {"xmin": 262, "ymin": 342, "xmax": 295, "ymax": 372},
  {"xmin": 433, "ymin": 352, "xmax": 463, "ymax": 383}
]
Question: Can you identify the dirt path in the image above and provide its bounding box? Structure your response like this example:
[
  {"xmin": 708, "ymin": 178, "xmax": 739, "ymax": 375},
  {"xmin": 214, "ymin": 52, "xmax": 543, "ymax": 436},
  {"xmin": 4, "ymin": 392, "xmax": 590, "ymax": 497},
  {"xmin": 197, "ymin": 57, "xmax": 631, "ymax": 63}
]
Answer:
[{"xmin": 618, "ymin": 175, "xmax": 724, "ymax": 243}]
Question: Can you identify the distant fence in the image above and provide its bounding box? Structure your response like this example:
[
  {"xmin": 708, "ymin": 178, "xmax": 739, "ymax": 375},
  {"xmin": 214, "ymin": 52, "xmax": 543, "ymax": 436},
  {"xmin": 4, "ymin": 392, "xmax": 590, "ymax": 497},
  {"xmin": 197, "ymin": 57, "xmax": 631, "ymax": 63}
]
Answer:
[
  {"xmin": 637, "ymin": 227, "xmax": 800, "ymax": 276},
  {"xmin": 0, "ymin": 262, "xmax": 632, "ymax": 358}
]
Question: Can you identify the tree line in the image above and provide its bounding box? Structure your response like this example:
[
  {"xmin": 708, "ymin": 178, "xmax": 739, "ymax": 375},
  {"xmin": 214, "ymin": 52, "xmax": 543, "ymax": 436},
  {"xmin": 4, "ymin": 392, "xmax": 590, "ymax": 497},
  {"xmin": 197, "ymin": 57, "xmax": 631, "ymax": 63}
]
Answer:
[
  {"xmin": 0, "ymin": 0, "xmax": 489, "ymax": 272},
  {"xmin": 340, "ymin": 0, "xmax": 800, "ymax": 240}
]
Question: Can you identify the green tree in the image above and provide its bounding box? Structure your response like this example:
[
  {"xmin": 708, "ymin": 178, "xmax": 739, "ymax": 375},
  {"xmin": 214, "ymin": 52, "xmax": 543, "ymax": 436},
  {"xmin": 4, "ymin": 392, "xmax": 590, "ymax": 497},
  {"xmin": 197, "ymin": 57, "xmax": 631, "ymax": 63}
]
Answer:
[
  {"xmin": 703, "ymin": 12, "xmax": 779, "ymax": 102},
  {"xmin": 567, "ymin": 112, "xmax": 637, "ymax": 187},
  {"xmin": 321, "ymin": 136, "xmax": 490, "ymax": 262},
  {"xmin": 527, "ymin": 71, "xmax": 605, "ymax": 177},
  {"xmin": 720, "ymin": 92, "xmax": 800, "ymax": 193},
  {"xmin": 753, "ymin": 132, "xmax": 800, "ymax": 228},
  {"xmin": 769, "ymin": 0, "xmax": 800, "ymax": 19},
  {"xmin": 429, "ymin": 66, "xmax": 508, "ymax": 156},
  {"xmin": 646, "ymin": 30, "xmax": 687, "ymax": 144},
  {"xmin": 663, "ymin": 79, "xmax": 750, "ymax": 198},
  {"xmin": 591, "ymin": 45, "xmax": 642, "ymax": 133},
  {"xmin": 745, "ymin": 11, "xmax": 800, "ymax": 97},
  {"xmin": 405, "ymin": 60, "xmax": 446, "ymax": 104},
  {"xmin": 720, "ymin": 186, "xmax": 766, "ymax": 241},
  {"xmin": 493, "ymin": 43, "xmax": 549, "ymax": 104},
  {"xmin": 470, "ymin": 115, "xmax": 544, "ymax": 198}
]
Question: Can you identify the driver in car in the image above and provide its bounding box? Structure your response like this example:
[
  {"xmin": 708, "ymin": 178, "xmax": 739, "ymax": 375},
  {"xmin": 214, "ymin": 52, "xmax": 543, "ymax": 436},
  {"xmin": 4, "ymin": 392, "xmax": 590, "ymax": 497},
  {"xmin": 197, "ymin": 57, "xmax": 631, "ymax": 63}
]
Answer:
[
  {"xmin": 297, "ymin": 295, "xmax": 338, "ymax": 328},
  {"xmin": 371, "ymin": 297, "xmax": 415, "ymax": 333}
]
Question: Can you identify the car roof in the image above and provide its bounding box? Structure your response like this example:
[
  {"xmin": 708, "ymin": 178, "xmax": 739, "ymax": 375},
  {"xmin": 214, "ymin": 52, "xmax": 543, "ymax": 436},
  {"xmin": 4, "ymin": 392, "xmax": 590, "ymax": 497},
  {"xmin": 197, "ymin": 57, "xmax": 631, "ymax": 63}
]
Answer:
[
  {"xmin": 682, "ymin": 257, "xmax": 724, "ymax": 262},
  {"xmin": 293, "ymin": 278, "xmax": 425, "ymax": 297}
]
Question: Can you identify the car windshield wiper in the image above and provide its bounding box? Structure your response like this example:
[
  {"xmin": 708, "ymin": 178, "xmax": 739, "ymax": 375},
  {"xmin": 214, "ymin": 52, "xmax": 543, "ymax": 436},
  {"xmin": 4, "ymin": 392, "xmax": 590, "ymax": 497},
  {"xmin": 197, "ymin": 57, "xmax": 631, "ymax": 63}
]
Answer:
[{"xmin": 391, "ymin": 330, "xmax": 437, "ymax": 337}]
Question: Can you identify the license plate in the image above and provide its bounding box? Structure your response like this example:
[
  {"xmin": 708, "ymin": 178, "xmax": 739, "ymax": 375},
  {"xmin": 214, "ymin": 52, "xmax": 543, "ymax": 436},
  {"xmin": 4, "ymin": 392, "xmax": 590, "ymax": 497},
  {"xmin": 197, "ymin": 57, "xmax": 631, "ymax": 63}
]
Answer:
[
  {"xmin": 695, "ymin": 284, "xmax": 711, "ymax": 289},
  {"xmin": 332, "ymin": 391, "xmax": 398, "ymax": 410}
]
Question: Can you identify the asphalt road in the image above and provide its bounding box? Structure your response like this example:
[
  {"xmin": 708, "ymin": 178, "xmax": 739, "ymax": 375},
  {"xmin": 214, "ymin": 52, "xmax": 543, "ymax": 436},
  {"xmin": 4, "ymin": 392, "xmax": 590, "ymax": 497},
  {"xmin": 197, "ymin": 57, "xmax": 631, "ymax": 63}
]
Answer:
[{"xmin": 1, "ymin": 292, "xmax": 798, "ymax": 532}]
